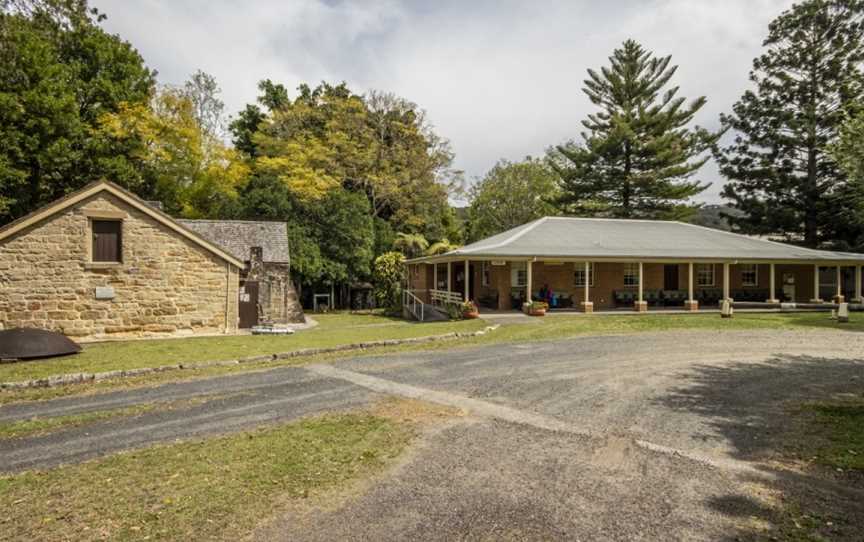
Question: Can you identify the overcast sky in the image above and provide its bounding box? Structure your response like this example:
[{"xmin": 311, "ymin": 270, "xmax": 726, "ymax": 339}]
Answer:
[{"xmin": 92, "ymin": 0, "xmax": 796, "ymax": 204}]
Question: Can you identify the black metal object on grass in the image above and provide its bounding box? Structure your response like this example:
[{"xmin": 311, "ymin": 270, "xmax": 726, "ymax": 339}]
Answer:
[{"xmin": 0, "ymin": 328, "xmax": 81, "ymax": 360}]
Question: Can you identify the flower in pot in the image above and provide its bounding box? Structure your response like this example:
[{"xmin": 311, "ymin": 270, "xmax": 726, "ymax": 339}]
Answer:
[
  {"xmin": 524, "ymin": 300, "xmax": 547, "ymax": 316},
  {"xmin": 461, "ymin": 300, "xmax": 480, "ymax": 319}
]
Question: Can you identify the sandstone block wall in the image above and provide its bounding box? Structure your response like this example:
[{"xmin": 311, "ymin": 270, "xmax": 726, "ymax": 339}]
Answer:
[{"xmin": 0, "ymin": 193, "xmax": 240, "ymax": 340}]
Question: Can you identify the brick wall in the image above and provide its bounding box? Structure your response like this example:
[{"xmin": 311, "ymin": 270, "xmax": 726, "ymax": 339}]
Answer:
[{"xmin": 0, "ymin": 192, "xmax": 240, "ymax": 340}]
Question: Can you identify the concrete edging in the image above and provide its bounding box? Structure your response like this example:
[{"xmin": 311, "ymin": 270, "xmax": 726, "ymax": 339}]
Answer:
[{"xmin": 0, "ymin": 324, "xmax": 500, "ymax": 391}]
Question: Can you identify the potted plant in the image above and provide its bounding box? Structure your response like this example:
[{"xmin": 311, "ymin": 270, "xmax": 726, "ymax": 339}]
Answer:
[
  {"xmin": 523, "ymin": 300, "xmax": 548, "ymax": 316},
  {"xmin": 461, "ymin": 300, "xmax": 480, "ymax": 319}
]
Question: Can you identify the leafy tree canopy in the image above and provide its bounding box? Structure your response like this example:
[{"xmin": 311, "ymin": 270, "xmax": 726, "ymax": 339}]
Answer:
[
  {"xmin": 0, "ymin": 0, "xmax": 155, "ymax": 221},
  {"xmin": 715, "ymin": 0, "xmax": 864, "ymax": 248},
  {"xmin": 466, "ymin": 156, "xmax": 559, "ymax": 241},
  {"xmin": 552, "ymin": 39, "xmax": 718, "ymax": 220}
]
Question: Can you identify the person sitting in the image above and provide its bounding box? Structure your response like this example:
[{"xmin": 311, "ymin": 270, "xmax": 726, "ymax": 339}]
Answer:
[
  {"xmin": 538, "ymin": 284, "xmax": 549, "ymax": 302},
  {"xmin": 546, "ymin": 287, "xmax": 555, "ymax": 306}
]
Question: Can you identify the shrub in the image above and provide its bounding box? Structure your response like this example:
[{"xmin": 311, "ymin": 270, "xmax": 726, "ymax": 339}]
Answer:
[{"xmin": 372, "ymin": 252, "xmax": 405, "ymax": 313}]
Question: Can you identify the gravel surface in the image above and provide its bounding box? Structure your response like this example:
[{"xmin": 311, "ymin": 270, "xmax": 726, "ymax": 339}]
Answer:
[{"xmin": 2, "ymin": 327, "xmax": 864, "ymax": 539}]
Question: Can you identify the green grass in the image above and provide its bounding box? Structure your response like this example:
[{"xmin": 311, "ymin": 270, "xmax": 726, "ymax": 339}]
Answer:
[
  {"xmin": 0, "ymin": 312, "xmax": 487, "ymax": 382},
  {"xmin": 0, "ymin": 397, "xmax": 214, "ymax": 440},
  {"xmin": 0, "ymin": 411, "xmax": 416, "ymax": 541},
  {"xmin": 803, "ymin": 400, "xmax": 864, "ymax": 472},
  {"xmin": 468, "ymin": 311, "xmax": 864, "ymax": 345}
]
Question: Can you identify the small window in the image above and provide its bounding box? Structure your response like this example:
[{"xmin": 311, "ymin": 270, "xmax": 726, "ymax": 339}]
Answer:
[
  {"xmin": 697, "ymin": 264, "xmax": 715, "ymax": 287},
  {"xmin": 623, "ymin": 263, "xmax": 639, "ymax": 287},
  {"xmin": 574, "ymin": 262, "xmax": 594, "ymax": 287},
  {"xmin": 741, "ymin": 264, "xmax": 758, "ymax": 287},
  {"xmin": 511, "ymin": 262, "xmax": 527, "ymax": 287},
  {"xmin": 92, "ymin": 220, "xmax": 122, "ymax": 263}
]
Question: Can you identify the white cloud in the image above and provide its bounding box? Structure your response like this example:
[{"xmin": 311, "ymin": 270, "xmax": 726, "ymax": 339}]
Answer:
[{"xmin": 93, "ymin": 0, "xmax": 795, "ymax": 204}]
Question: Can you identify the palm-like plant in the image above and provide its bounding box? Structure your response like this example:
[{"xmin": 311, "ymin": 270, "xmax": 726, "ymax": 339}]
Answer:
[
  {"xmin": 426, "ymin": 239, "xmax": 459, "ymax": 256},
  {"xmin": 393, "ymin": 232, "xmax": 429, "ymax": 259}
]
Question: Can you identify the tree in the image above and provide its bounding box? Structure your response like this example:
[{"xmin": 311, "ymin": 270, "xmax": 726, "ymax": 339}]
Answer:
[
  {"xmin": 183, "ymin": 69, "xmax": 225, "ymax": 139},
  {"xmin": 828, "ymin": 109, "xmax": 864, "ymax": 250},
  {"xmin": 372, "ymin": 251, "xmax": 405, "ymax": 313},
  {"xmin": 552, "ymin": 39, "xmax": 717, "ymax": 220},
  {"xmin": 715, "ymin": 0, "xmax": 864, "ymax": 248},
  {"xmin": 393, "ymin": 232, "xmax": 428, "ymax": 259},
  {"xmin": 95, "ymin": 87, "xmax": 248, "ymax": 217},
  {"xmin": 426, "ymin": 238, "xmax": 458, "ymax": 256},
  {"xmin": 466, "ymin": 157, "xmax": 559, "ymax": 241},
  {"xmin": 0, "ymin": 0, "xmax": 155, "ymax": 223}
]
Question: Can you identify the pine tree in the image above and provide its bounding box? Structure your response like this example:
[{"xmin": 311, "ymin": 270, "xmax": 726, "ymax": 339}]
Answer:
[
  {"xmin": 552, "ymin": 39, "xmax": 717, "ymax": 220},
  {"xmin": 715, "ymin": 0, "xmax": 864, "ymax": 248}
]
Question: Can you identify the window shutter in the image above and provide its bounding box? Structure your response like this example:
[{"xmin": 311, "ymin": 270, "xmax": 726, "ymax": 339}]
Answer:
[{"xmin": 92, "ymin": 220, "xmax": 122, "ymax": 262}]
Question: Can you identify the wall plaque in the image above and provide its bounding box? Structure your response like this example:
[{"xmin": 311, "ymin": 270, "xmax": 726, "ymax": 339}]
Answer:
[{"xmin": 95, "ymin": 286, "xmax": 115, "ymax": 300}]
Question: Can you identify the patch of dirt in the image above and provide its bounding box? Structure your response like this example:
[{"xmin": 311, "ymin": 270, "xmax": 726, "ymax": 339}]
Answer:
[{"xmin": 368, "ymin": 396, "xmax": 465, "ymax": 425}]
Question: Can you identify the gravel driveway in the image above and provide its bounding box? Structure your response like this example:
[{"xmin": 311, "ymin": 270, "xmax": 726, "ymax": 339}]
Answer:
[{"xmin": 3, "ymin": 328, "xmax": 864, "ymax": 539}]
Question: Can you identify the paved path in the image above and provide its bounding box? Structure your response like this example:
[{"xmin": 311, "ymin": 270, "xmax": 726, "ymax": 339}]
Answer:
[{"xmin": 2, "ymin": 328, "xmax": 864, "ymax": 539}]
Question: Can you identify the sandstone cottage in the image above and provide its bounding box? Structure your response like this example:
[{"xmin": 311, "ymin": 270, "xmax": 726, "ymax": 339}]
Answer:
[{"xmin": 0, "ymin": 181, "xmax": 303, "ymax": 341}]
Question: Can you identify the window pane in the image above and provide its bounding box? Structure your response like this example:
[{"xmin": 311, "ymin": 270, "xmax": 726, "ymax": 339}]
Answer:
[
  {"xmin": 623, "ymin": 263, "xmax": 639, "ymax": 286},
  {"xmin": 696, "ymin": 264, "xmax": 714, "ymax": 286},
  {"xmin": 92, "ymin": 220, "xmax": 121, "ymax": 262}
]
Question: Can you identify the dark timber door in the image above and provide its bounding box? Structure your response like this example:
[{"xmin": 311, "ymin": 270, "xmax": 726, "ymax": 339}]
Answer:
[
  {"xmin": 239, "ymin": 281, "xmax": 259, "ymax": 328},
  {"xmin": 664, "ymin": 265, "xmax": 679, "ymax": 290}
]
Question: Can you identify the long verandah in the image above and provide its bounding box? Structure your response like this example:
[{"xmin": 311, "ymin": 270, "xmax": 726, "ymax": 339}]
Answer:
[{"xmin": 407, "ymin": 259, "xmax": 864, "ymax": 315}]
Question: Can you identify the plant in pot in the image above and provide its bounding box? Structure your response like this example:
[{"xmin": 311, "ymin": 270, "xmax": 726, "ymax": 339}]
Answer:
[
  {"xmin": 461, "ymin": 300, "xmax": 480, "ymax": 319},
  {"xmin": 523, "ymin": 300, "xmax": 548, "ymax": 316}
]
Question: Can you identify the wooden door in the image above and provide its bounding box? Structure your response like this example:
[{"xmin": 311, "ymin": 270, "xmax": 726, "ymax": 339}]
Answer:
[
  {"xmin": 239, "ymin": 281, "xmax": 259, "ymax": 328},
  {"xmin": 664, "ymin": 265, "xmax": 679, "ymax": 290}
]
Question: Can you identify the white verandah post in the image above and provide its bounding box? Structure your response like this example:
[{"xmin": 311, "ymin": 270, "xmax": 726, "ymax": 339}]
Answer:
[
  {"xmin": 526, "ymin": 260, "xmax": 533, "ymax": 306},
  {"xmin": 582, "ymin": 261, "xmax": 593, "ymax": 313},
  {"xmin": 635, "ymin": 262, "xmax": 646, "ymax": 312},
  {"xmin": 447, "ymin": 261, "xmax": 452, "ymax": 293},
  {"xmin": 723, "ymin": 263, "xmax": 731, "ymax": 301},
  {"xmin": 836, "ymin": 265, "xmax": 843, "ymax": 302},
  {"xmin": 433, "ymin": 263, "xmax": 438, "ymax": 292},
  {"xmin": 768, "ymin": 263, "xmax": 777, "ymax": 303},
  {"xmin": 464, "ymin": 259, "xmax": 470, "ymax": 301},
  {"xmin": 685, "ymin": 262, "xmax": 697, "ymax": 311}
]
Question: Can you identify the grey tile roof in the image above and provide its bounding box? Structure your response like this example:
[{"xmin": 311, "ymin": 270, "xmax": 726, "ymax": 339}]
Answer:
[
  {"xmin": 424, "ymin": 217, "xmax": 864, "ymax": 262},
  {"xmin": 177, "ymin": 220, "xmax": 290, "ymax": 263}
]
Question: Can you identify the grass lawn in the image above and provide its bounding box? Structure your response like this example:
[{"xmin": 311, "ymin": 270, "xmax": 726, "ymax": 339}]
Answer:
[
  {"xmin": 0, "ymin": 312, "xmax": 488, "ymax": 382},
  {"xmin": 468, "ymin": 311, "xmax": 864, "ymax": 345},
  {"xmin": 0, "ymin": 407, "xmax": 422, "ymax": 541},
  {"xmin": 802, "ymin": 399, "xmax": 864, "ymax": 472}
]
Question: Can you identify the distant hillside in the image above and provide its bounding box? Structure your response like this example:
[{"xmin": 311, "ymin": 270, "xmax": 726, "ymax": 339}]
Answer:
[{"xmin": 690, "ymin": 205, "xmax": 743, "ymax": 232}]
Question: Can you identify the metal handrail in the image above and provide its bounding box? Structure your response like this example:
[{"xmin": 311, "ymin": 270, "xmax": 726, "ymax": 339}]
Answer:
[{"xmin": 403, "ymin": 289, "xmax": 425, "ymax": 321}]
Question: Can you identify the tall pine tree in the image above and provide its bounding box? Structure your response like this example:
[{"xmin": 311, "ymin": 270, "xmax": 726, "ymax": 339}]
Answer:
[
  {"xmin": 715, "ymin": 0, "xmax": 864, "ymax": 248},
  {"xmin": 552, "ymin": 39, "xmax": 717, "ymax": 220}
]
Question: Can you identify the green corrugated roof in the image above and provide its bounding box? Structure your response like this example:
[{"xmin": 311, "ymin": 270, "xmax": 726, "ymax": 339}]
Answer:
[{"xmin": 413, "ymin": 217, "xmax": 864, "ymax": 263}]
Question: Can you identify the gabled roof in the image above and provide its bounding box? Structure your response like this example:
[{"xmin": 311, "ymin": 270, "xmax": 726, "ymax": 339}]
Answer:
[
  {"xmin": 0, "ymin": 180, "xmax": 245, "ymax": 268},
  {"xmin": 412, "ymin": 216, "xmax": 864, "ymax": 263},
  {"xmin": 177, "ymin": 220, "xmax": 290, "ymax": 263}
]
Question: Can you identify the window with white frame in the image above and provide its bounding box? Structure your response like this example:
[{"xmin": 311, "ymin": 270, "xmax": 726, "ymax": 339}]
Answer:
[
  {"xmin": 623, "ymin": 263, "xmax": 639, "ymax": 287},
  {"xmin": 574, "ymin": 262, "xmax": 594, "ymax": 287},
  {"xmin": 511, "ymin": 262, "xmax": 527, "ymax": 287},
  {"xmin": 696, "ymin": 264, "xmax": 715, "ymax": 286},
  {"xmin": 740, "ymin": 264, "xmax": 758, "ymax": 287}
]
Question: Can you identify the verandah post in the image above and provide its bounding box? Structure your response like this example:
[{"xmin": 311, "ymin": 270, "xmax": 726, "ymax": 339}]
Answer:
[
  {"xmin": 811, "ymin": 264, "xmax": 821, "ymax": 303},
  {"xmin": 835, "ymin": 265, "xmax": 844, "ymax": 303},
  {"xmin": 526, "ymin": 260, "xmax": 533, "ymax": 306},
  {"xmin": 856, "ymin": 265, "xmax": 862, "ymax": 303},
  {"xmin": 464, "ymin": 259, "xmax": 470, "ymax": 301},
  {"xmin": 447, "ymin": 261, "xmax": 452, "ymax": 293},
  {"xmin": 635, "ymin": 262, "xmax": 647, "ymax": 312},
  {"xmin": 685, "ymin": 262, "xmax": 698, "ymax": 311},
  {"xmin": 582, "ymin": 261, "xmax": 593, "ymax": 313},
  {"xmin": 767, "ymin": 263, "xmax": 778, "ymax": 303}
]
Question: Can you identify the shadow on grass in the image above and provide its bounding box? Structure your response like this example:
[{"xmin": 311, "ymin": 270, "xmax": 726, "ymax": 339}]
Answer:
[{"xmin": 656, "ymin": 354, "xmax": 864, "ymax": 541}]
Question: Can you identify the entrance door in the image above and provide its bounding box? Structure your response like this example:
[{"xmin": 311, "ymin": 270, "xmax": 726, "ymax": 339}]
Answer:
[
  {"xmin": 664, "ymin": 265, "xmax": 679, "ymax": 290},
  {"xmin": 239, "ymin": 281, "xmax": 259, "ymax": 328}
]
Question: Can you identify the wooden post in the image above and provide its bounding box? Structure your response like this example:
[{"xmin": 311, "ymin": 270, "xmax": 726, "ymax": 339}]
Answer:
[
  {"xmin": 582, "ymin": 261, "xmax": 593, "ymax": 313},
  {"xmin": 635, "ymin": 262, "xmax": 647, "ymax": 312},
  {"xmin": 768, "ymin": 263, "xmax": 777, "ymax": 303},
  {"xmin": 447, "ymin": 261, "xmax": 452, "ymax": 293},
  {"xmin": 856, "ymin": 265, "xmax": 862, "ymax": 303},
  {"xmin": 464, "ymin": 259, "xmax": 470, "ymax": 301},
  {"xmin": 835, "ymin": 265, "xmax": 843, "ymax": 303},
  {"xmin": 812, "ymin": 264, "xmax": 821, "ymax": 302},
  {"xmin": 685, "ymin": 262, "xmax": 697, "ymax": 311}
]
